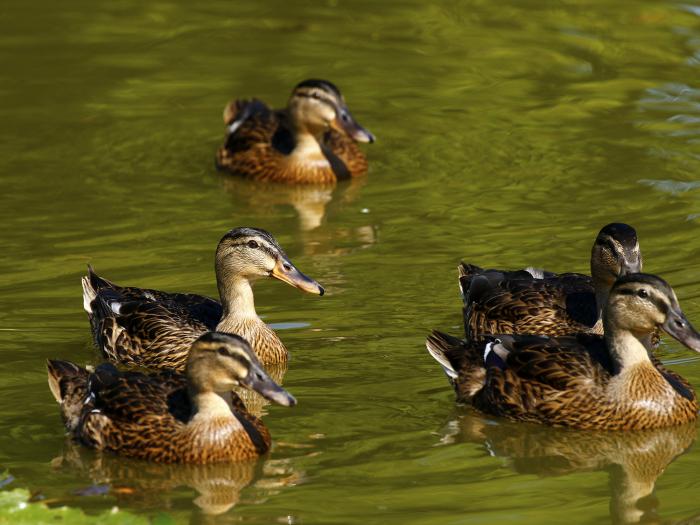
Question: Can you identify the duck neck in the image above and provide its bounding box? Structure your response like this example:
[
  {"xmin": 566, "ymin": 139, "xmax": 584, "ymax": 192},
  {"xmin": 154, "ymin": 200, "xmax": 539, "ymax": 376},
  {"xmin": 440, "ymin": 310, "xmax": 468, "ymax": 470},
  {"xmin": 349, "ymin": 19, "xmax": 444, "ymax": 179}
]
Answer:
[
  {"xmin": 217, "ymin": 276, "xmax": 259, "ymax": 331},
  {"xmin": 189, "ymin": 389, "xmax": 236, "ymax": 422},
  {"xmin": 604, "ymin": 320, "xmax": 652, "ymax": 375},
  {"xmin": 291, "ymin": 131, "xmax": 326, "ymax": 161},
  {"xmin": 593, "ymin": 276, "xmax": 611, "ymax": 322}
]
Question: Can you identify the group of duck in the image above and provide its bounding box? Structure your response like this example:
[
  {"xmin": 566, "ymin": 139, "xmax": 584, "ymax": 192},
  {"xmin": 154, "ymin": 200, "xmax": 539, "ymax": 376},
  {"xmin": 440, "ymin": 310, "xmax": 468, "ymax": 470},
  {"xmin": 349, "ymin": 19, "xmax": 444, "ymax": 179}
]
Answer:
[
  {"xmin": 427, "ymin": 223, "xmax": 700, "ymax": 430},
  {"xmin": 47, "ymin": 79, "xmax": 368, "ymax": 464},
  {"xmin": 46, "ymin": 79, "xmax": 700, "ymax": 467}
]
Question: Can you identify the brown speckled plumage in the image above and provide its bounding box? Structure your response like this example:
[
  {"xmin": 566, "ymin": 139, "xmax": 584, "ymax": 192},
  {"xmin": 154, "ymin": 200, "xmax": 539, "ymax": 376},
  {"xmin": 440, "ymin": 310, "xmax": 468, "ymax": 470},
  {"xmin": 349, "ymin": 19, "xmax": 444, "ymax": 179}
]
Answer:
[
  {"xmin": 460, "ymin": 223, "xmax": 644, "ymax": 342},
  {"xmin": 47, "ymin": 333, "xmax": 295, "ymax": 463},
  {"xmin": 216, "ymin": 80, "xmax": 373, "ymax": 184},
  {"xmin": 82, "ymin": 227, "xmax": 323, "ymax": 369},
  {"xmin": 427, "ymin": 274, "xmax": 700, "ymax": 431}
]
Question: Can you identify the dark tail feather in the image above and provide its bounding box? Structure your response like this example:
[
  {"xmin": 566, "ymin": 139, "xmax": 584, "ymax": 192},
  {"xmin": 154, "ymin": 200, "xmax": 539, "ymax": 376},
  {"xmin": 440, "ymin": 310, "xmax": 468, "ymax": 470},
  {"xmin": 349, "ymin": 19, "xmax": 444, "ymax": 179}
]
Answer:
[
  {"xmin": 426, "ymin": 331, "xmax": 485, "ymax": 398},
  {"xmin": 47, "ymin": 359, "xmax": 89, "ymax": 403},
  {"xmin": 426, "ymin": 330, "xmax": 470, "ymax": 381},
  {"xmin": 224, "ymin": 98, "xmax": 269, "ymax": 135}
]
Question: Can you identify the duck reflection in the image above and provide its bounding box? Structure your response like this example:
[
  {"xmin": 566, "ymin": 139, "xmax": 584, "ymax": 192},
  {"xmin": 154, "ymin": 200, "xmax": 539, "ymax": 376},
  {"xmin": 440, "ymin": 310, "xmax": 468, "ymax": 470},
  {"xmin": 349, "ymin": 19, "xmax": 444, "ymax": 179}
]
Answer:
[
  {"xmin": 52, "ymin": 440, "xmax": 302, "ymax": 517},
  {"xmin": 439, "ymin": 413, "xmax": 696, "ymax": 525},
  {"xmin": 218, "ymin": 176, "xmax": 367, "ymax": 232}
]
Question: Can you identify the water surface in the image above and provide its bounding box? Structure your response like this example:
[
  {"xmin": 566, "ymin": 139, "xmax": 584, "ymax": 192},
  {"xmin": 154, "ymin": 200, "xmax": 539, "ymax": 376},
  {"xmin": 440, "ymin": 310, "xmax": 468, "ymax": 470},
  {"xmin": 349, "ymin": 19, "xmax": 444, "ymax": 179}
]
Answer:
[{"xmin": 1, "ymin": 1, "xmax": 700, "ymax": 523}]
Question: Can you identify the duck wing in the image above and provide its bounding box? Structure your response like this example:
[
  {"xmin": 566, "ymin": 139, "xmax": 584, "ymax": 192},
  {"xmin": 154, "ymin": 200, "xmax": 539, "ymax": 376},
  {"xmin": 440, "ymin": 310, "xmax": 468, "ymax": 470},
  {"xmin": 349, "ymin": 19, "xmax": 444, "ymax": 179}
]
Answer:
[
  {"xmin": 460, "ymin": 263, "xmax": 597, "ymax": 340},
  {"xmin": 93, "ymin": 297, "xmax": 208, "ymax": 371}
]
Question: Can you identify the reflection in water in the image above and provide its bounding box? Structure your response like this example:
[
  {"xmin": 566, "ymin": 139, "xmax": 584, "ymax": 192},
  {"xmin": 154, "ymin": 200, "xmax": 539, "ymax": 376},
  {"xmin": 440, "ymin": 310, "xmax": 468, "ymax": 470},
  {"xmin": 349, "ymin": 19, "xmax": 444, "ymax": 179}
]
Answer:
[
  {"xmin": 440, "ymin": 413, "xmax": 697, "ymax": 525},
  {"xmin": 52, "ymin": 440, "xmax": 302, "ymax": 517},
  {"xmin": 219, "ymin": 176, "xmax": 366, "ymax": 232}
]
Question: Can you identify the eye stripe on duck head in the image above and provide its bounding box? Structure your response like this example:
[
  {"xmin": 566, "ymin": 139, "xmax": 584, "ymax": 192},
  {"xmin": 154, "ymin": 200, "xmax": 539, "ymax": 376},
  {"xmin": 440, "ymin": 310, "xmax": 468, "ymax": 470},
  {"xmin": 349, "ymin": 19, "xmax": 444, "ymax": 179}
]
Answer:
[
  {"xmin": 611, "ymin": 273, "xmax": 676, "ymax": 314},
  {"xmin": 293, "ymin": 79, "xmax": 342, "ymax": 99},
  {"xmin": 219, "ymin": 227, "xmax": 288, "ymax": 258},
  {"xmin": 192, "ymin": 332, "xmax": 260, "ymax": 366}
]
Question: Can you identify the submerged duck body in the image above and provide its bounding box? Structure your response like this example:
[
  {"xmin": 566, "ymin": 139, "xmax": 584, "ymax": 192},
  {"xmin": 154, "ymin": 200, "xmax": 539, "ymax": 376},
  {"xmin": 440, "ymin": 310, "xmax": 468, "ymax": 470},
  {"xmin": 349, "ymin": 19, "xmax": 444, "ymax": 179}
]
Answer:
[
  {"xmin": 83, "ymin": 227, "xmax": 324, "ymax": 369},
  {"xmin": 47, "ymin": 333, "xmax": 296, "ymax": 463},
  {"xmin": 216, "ymin": 79, "xmax": 375, "ymax": 184},
  {"xmin": 428, "ymin": 274, "xmax": 700, "ymax": 431},
  {"xmin": 461, "ymin": 223, "xmax": 642, "ymax": 341}
]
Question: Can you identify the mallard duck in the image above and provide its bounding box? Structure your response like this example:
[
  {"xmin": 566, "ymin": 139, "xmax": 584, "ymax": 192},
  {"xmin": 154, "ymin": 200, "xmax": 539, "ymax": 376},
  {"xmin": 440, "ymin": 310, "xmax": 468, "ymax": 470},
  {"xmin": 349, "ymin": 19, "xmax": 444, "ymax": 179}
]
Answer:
[
  {"xmin": 427, "ymin": 273, "xmax": 700, "ymax": 430},
  {"xmin": 215, "ymin": 79, "xmax": 375, "ymax": 184},
  {"xmin": 47, "ymin": 332, "xmax": 295, "ymax": 463},
  {"xmin": 461, "ymin": 223, "xmax": 642, "ymax": 341},
  {"xmin": 82, "ymin": 227, "xmax": 324, "ymax": 369}
]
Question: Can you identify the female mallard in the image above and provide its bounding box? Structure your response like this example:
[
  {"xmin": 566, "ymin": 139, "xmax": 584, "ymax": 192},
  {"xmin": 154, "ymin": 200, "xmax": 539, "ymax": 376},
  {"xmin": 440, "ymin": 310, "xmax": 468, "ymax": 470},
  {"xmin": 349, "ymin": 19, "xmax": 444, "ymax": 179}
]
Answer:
[
  {"xmin": 82, "ymin": 227, "xmax": 324, "ymax": 369},
  {"xmin": 461, "ymin": 223, "xmax": 642, "ymax": 341},
  {"xmin": 215, "ymin": 79, "xmax": 375, "ymax": 184},
  {"xmin": 427, "ymin": 273, "xmax": 700, "ymax": 430},
  {"xmin": 47, "ymin": 333, "xmax": 295, "ymax": 463}
]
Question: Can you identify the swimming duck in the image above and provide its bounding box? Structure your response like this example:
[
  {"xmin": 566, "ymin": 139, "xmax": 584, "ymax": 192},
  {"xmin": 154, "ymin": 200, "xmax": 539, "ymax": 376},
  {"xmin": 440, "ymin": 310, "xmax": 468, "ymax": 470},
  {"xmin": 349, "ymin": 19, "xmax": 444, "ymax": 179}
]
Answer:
[
  {"xmin": 82, "ymin": 227, "xmax": 324, "ymax": 369},
  {"xmin": 427, "ymin": 273, "xmax": 700, "ymax": 430},
  {"xmin": 47, "ymin": 332, "xmax": 295, "ymax": 463},
  {"xmin": 461, "ymin": 223, "xmax": 642, "ymax": 341},
  {"xmin": 216, "ymin": 79, "xmax": 375, "ymax": 184}
]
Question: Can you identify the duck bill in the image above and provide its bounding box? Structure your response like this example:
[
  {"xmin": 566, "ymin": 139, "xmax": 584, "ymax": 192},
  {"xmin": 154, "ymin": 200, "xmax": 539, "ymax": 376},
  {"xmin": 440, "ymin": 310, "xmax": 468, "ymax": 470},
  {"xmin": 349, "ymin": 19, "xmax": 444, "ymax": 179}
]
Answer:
[
  {"xmin": 620, "ymin": 257, "xmax": 642, "ymax": 276},
  {"xmin": 331, "ymin": 107, "xmax": 375, "ymax": 143},
  {"xmin": 662, "ymin": 309, "xmax": 700, "ymax": 352},
  {"xmin": 242, "ymin": 364, "xmax": 297, "ymax": 407},
  {"xmin": 271, "ymin": 258, "xmax": 325, "ymax": 296}
]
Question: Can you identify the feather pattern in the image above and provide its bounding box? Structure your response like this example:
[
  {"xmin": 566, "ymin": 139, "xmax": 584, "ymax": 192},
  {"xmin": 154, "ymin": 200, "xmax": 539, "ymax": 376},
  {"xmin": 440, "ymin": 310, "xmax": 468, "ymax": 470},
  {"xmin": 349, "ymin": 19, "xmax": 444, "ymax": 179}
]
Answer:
[
  {"xmin": 216, "ymin": 80, "xmax": 372, "ymax": 184},
  {"xmin": 427, "ymin": 330, "xmax": 697, "ymax": 430},
  {"xmin": 82, "ymin": 227, "xmax": 323, "ymax": 370},
  {"xmin": 48, "ymin": 360, "xmax": 270, "ymax": 463}
]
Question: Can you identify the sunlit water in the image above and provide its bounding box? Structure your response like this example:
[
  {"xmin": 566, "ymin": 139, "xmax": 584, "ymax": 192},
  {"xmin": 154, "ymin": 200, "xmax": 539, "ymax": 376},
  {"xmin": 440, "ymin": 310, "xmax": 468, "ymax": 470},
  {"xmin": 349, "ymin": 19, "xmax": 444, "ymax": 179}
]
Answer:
[{"xmin": 1, "ymin": 1, "xmax": 700, "ymax": 523}]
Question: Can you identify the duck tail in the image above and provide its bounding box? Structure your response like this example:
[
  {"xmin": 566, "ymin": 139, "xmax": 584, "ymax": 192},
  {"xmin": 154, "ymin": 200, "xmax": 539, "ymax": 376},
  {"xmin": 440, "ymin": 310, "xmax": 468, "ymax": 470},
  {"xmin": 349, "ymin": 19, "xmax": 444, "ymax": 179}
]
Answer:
[
  {"xmin": 47, "ymin": 359, "xmax": 86, "ymax": 403},
  {"xmin": 82, "ymin": 265, "xmax": 116, "ymax": 315},
  {"xmin": 223, "ymin": 98, "xmax": 269, "ymax": 135},
  {"xmin": 47, "ymin": 359, "xmax": 92, "ymax": 433},
  {"xmin": 426, "ymin": 330, "xmax": 462, "ymax": 380},
  {"xmin": 426, "ymin": 330, "xmax": 485, "ymax": 399}
]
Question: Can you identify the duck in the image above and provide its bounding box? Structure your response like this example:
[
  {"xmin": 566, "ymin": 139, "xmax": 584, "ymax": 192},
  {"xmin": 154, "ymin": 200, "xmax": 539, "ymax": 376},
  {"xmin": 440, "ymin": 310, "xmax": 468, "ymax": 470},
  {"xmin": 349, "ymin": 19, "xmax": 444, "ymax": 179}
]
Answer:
[
  {"xmin": 47, "ymin": 332, "xmax": 295, "ymax": 463},
  {"xmin": 460, "ymin": 223, "xmax": 642, "ymax": 341},
  {"xmin": 427, "ymin": 273, "xmax": 700, "ymax": 430},
  {"xmin": 82, "ymin": 227, "xmax": 324, "ymax": 369},
  {"xmin": 215, "ymin": 79, "xmax": 375, "ymax": 184}
]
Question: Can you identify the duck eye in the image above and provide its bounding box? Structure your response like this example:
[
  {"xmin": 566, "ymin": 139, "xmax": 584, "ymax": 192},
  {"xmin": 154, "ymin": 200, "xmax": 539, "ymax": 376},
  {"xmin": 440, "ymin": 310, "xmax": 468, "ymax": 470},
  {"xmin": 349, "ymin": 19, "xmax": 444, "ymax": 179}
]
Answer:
[
  {"xmin": 217, "ymin": 347, "xmax": 228, "ymax": 356},
  {"xmin": 247, "ymin": 240, "xmax": 259, "ymax": 249},
  {"xmin": 637, "ymin": 289, "xmax": 649, "ymax": 298}
]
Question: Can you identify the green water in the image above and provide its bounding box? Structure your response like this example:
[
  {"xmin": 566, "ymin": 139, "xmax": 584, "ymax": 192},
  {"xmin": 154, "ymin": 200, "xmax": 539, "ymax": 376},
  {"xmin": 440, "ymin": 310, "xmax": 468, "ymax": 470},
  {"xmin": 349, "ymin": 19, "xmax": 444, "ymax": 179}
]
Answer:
[{"xmin": 2, "ymin": 0, "xmax": 700, "ymax": 523}]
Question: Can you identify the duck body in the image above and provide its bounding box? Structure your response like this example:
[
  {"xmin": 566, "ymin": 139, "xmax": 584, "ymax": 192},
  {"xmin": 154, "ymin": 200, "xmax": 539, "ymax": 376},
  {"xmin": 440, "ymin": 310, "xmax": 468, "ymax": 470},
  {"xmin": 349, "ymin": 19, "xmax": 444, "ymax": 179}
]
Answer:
[
  {"xmin": 47, "ymin": 333, "xmax": 295, "ymax": 463},
  {"xmin": 461, "ymin": 264, "xmax": 599, "ymax": 340},
  {"xmin": 428, "ymin": 331, "xmax": 696, "ymax": 431},
  {"xmin": 216, "ymin": 80, "xmax": 374, "ymax": 185},
  {"xmin": 428, "ymin": 274, "xmax": 700, "ymax": 431},
  {"xmin": 460, "ymin": 223, "xmax": 642, "ymax": 342},
  {"xmin": 82, "ymin": 228, "xmax": 324, "ymax": 370}
]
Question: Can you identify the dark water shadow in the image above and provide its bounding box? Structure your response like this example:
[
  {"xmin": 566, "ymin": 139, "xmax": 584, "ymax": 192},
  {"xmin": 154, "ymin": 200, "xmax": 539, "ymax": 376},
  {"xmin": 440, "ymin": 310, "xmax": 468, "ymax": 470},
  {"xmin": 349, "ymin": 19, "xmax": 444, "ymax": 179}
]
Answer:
[{"xmin": 438, "ymin": 411, "xmax": 697, "ymax": 525}]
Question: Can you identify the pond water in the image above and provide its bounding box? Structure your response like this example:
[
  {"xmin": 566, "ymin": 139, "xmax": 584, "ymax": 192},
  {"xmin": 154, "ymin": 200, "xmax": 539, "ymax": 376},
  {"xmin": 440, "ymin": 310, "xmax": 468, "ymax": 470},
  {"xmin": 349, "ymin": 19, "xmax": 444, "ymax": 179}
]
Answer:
[{"xmin": 2, "ymin": 0, "xmax": 700, "ymax": 523}]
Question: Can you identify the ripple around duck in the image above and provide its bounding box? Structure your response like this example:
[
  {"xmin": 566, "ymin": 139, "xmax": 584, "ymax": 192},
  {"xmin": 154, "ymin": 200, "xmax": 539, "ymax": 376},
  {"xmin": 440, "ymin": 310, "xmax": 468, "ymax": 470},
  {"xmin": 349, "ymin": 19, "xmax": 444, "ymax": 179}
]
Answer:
[{"xmin": 2, "ymin": 0, "xmax": 700, "ymax": 523}]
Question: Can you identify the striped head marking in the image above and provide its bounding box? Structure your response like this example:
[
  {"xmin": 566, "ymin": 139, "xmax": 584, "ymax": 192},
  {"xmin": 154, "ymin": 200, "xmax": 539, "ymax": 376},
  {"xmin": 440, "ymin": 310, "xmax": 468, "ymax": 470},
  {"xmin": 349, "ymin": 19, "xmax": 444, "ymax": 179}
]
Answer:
[
  {"xmin": 591, "ymin": 223, "xmax": 642, "ymax": 285},
  {"xmin": 216, "ymin": 227, "xmax": 324, "ymax": 295},
  {"xmin": 288, "ymin": 79, "xmax": 374, "ymax": 143},
  {"xmin": 187, "ymin": 332, "xmax": 296, "ymax": 406},
  {"xmin": 608, "ymin": 273, "xmax": 700, "ymax": 351}
]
